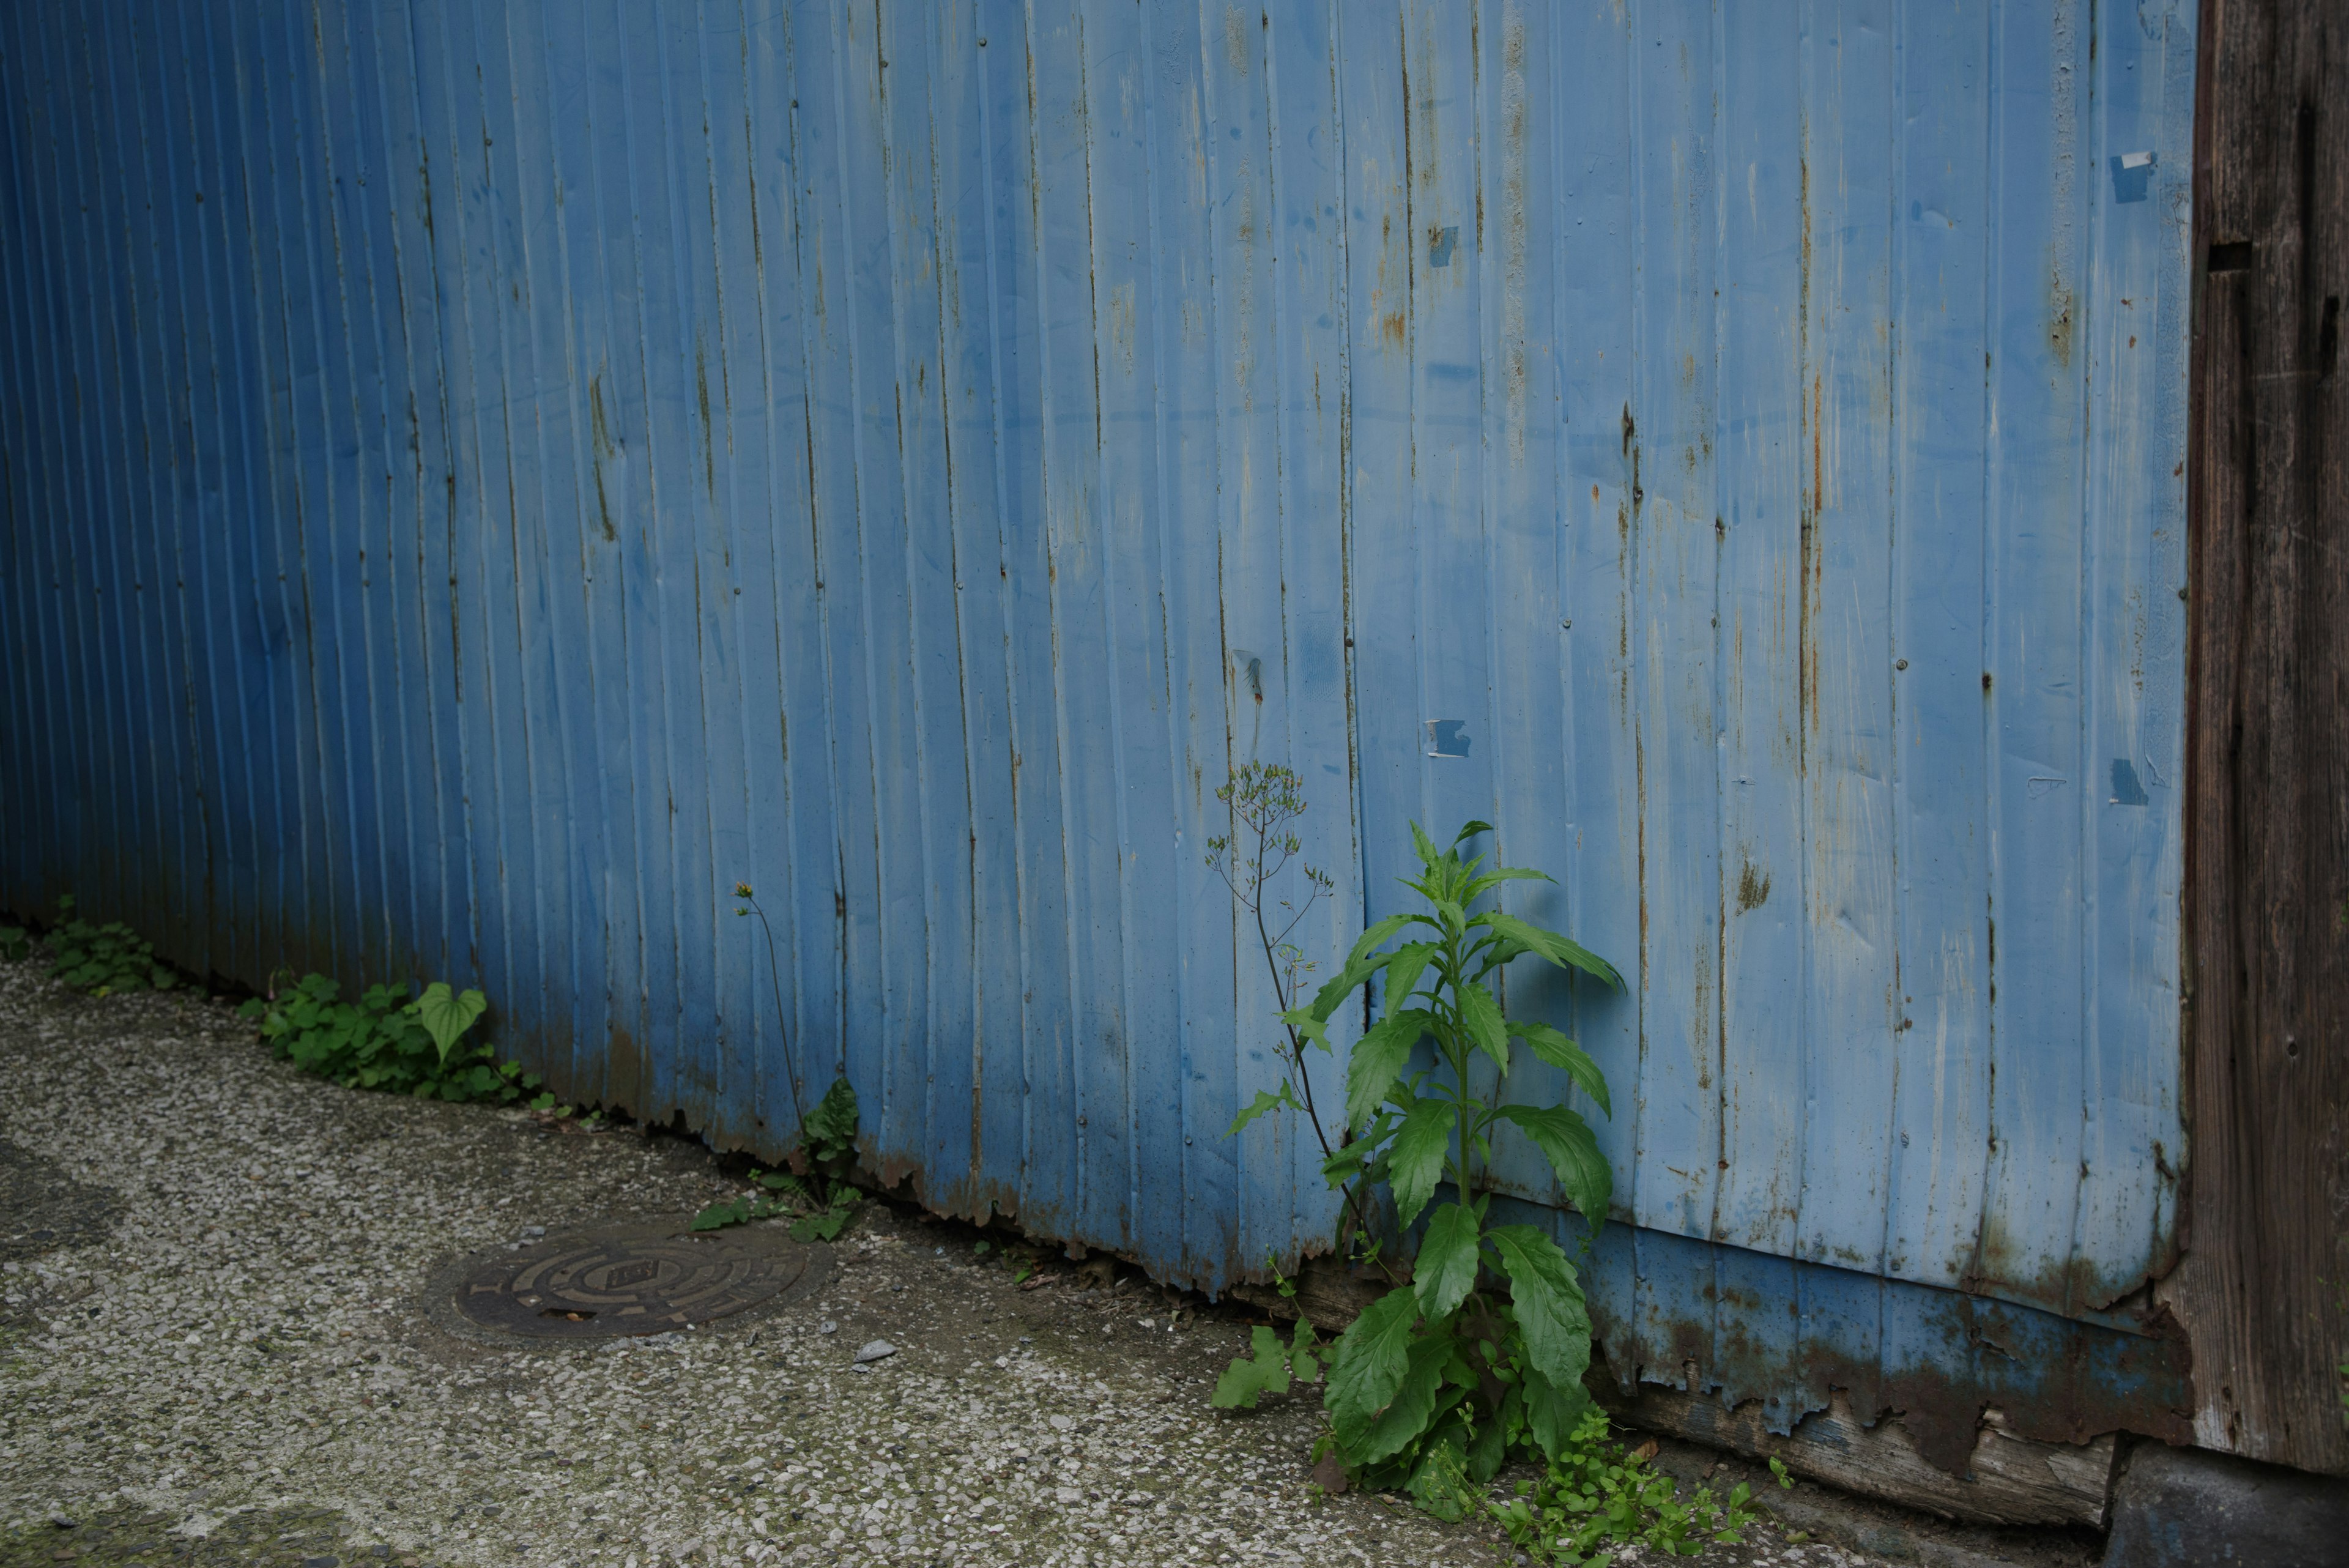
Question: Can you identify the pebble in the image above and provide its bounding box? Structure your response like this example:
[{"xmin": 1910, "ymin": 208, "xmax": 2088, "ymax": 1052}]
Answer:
[{"xmin": 852, "ymin": 1339, "xmax": 896, "ymax": 1364}]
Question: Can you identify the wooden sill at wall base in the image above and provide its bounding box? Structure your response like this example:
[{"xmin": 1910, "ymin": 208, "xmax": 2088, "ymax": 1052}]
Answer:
[{"xmin": 1600, "ymin": 1380, "xmax": 2118, "ymax": 1531}]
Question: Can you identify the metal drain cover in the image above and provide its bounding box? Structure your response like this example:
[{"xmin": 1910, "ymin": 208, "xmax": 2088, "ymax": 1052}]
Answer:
[{"xmin": 431, "ymin": 1221, "xmax": 825, "ymax": 1341}]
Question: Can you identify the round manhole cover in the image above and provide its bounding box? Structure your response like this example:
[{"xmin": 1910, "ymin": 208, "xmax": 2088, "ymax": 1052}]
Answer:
[{"xmin": 428, "ymin": 1221, "xmax": 827, "ymax": 1342}]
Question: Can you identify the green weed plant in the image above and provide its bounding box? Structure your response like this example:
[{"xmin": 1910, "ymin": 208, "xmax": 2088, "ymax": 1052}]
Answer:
[
  {"xmin": 1209, "ymin": 792, "xmax": 1795, "ymax": 1559},
  {"xmin": 692, "ymin": 1076, "xmax": 863, "ymax": 1242},
  {"xmin": 239, "ymin": 973, "xmax": 539, "ymax": 1104},
  {"xmin": 45, "ymin": 896, "xmax": 177, "ymax": 995}
]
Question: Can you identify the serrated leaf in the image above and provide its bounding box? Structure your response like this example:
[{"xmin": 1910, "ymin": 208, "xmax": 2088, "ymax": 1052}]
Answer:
[
  {"xmin": 1521, "ymin": 1363, "xmax": 1594, "ymax": 1463},
  {"xmin": 1343, "ymin": 1008, "xmax": 1431, "ymax": 1128},
  {"xmin": 1408, "ymin": 821, "xmax": 1441, "ymax": 868},
  {"xmin": 1485, "ymin": 1224, "xmax": 1593, "ymax": 1394},
  {"xmin": 1325, "ymin": 1288, "xmax": 1419, "ymax": 1432},
  {"xmin": 1226, "ymin": 1085, "xmax": 1294, "ymax": 1139},
  {"xmin": 1349, "ymin": 1332, "xmax": 1454, "ymax": 1465},
  {"xmin": 1413, "ymin": 1202, "xmax": 1482, "ymax": 1320},
  {"xmin": 1304, "ymin": 952, "xmax": 1382, "ymax": 1025},
  {"xmin": 1505, "ymin": 1020, "xmax": 1612, "ymax": 1117},
  {"xmin": 1380, "ymin": 942, "xmax": 1438, "ymax": 1013},
  {"xmin": 789, "ymin": 1205, "xmax": 853, "ymax": 1243},
  {"xmin": 1387, "ymin": 1096, "xmax": 1455, "ymax": 1228},
  {"xmin": 1279, "ymin": 1009, "xmax": 1333, "ymax": 1054},
  {"xmin": 1472, "ymin": 911, "xmax": 1624, "ymax": 989},
  {"xmin": 1345, "ymin": 913, "xmax": 1418, "ymax": 967},
  {"xmin": 1456, "ymin": 981, "xmax": 1508, "ymax": 1070},
  {"xmin": 1496, "ymin": 1103, "xmax": 1613, "ymax": 1221},
  {"xmin": 1212, "ymin": 1325, "xmax": 1292, "ymax": 1408},
  {"xmin": 412, "ymin": 982, "xmax": 488, "ymax": 1065}
]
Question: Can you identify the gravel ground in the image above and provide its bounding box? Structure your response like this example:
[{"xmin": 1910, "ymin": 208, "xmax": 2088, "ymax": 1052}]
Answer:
[{"xmin": 0, "ymin": 955, "xmax": 1901, "ymax": 1568}]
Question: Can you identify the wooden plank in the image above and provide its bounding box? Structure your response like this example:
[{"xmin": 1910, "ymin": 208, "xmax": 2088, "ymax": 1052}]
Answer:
[
  {"xmin": 1606, "ymin": 1383, "xmax": 2119, "ymax": 1530},
  {"xmin": 2167, "ymin": 0, "xmax": 2349, "ymax": 1479}
]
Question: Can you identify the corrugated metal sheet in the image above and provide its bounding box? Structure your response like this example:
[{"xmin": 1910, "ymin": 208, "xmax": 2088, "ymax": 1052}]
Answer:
[{"xmin": 0, "ymin": 0, "xmax": 2195, "ymax": 1433}]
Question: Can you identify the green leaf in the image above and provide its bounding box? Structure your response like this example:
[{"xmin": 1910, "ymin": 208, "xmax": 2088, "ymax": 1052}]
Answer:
[
  {"xmin": 1521, "ymin": 1364, "xmax": 1594, "ymax": 1463},
  {"xmin": 1496, "ymin": 1104, "xmax": 1614, "ymax": 1221},
  {"xmin": 805, "ymin": 1076, "xmax": 859, "ymax": 1148},
  {"xmin": 1456, "ymin": 981, "xmax": 1509, "ymax": 1070},
  {"xmin": 1414, "ymin": 1202, "xmax": 1482, "ymax": 1320},
  {"xmin": 412, "ymin": 982, "xmax": 489, "ymax": 1065},
  {"xmin": 1325, "ymin": 1288, "xmax": 1419, "ymax": 1432},
  {"xmin": 1280, "ymin": 1008, "xmax": 1333, "ymax": 1054},
  {"xmin": 1343, "ymin": 1008, "xmax": 1431, "ymax": 1128},
  {"xmin": 1304, "ymin": 952, "xmax": 1382, "ymax": 1024},
  {"xmin": 691, "ymin": 1197, "xmax": 751, "ymax": 1232},
  {"xmin": 1449, "ymin": 819, "xmax": 1494, "ymax": 849},
  {"xmin": 1345, "ymin": 913, "xmax": 1418, "ymax": 967},
  {"xmin": 1387, "ymin": 1096, "xmax": 1455, "ymax": 1228},
  {"xmin": 789, "ymin": 1206, "xmax": 853, "ymax": 1243},
  {"xmin": 1226, "ymin": 1085, "xmax": 1295, "ymax": 1139},
  {"xmin": 1349, "ymin": 1332, "xmax": 1454, "ymax": 1465},
  {"xmin": 1485, "ymin": 1224, "xmax": 1594, "ymax": 1394},
  {"xmin": 1505, "ymin": 1020, "xmax": 1612, "ymax": 1117},
  {"xmin": 1381, "ymin": 942, "xmax": 1438, "ymax": 1013},
  {"xmin": 1211, "ymin": 1325, "xmax": 1293, "ymax": 1409},
  {"xmin": 1463, "ymin": 865, "xmax": 1553, "ymax": 903},
  {"xmin": 1408, "ymin": 821, "xmax": 1442, "ymax": 869},
  {"xmin": 1472, "ymin": 911, "xmax": 1624, "ymax": 989}
]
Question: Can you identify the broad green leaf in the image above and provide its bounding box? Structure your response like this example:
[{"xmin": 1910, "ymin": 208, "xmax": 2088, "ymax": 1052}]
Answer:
[
  {"xmin": 1431, "ymin": 897, "xmax": 1468, "ymax": 937},
  {"xmin": 1408, "ymin": 820, "xmax": 1441, "ymax": 868},
  {"xmin": 1211, "ymin": 1325, "xmax": 1292, "ymax": 1408},
  {"xmin": 1305, "ymin": 951, "xmax": 1384, "ymax": 1023},
  {"xmin": 1449, "ymin": 819, "xmax": 1495, "ymax": 849},
  {"xmin": 1485, "ymin": 1224, "xmax": 1593, "ymax": 1393},
  {"xmin": 1505, "ymin": 1020, "xmax": 1612, "ymax": 1117},
  {"xmin": 1345, "ymin": 913, "xmax": 1418, "ymax": 967},
  {"xmin": 1380, "ymin": 942, "xmax": 1438, "ymax": 1013},
  {"xmin": 1344, "ymin": 1008, "xmax": 1431, "ymax": 1128},
  {"xmin": 805, "ymin": 1076, "xmax": 860, "ymax": 1148},
  {"xmin": 1456, "ymin": 981, "xmax": 1508, "ymax": 1070},
  {"xmin": 1325, "ymin": 1287, "xmax": 1419, "ymax": 1432},
  {"xmin": 1413, "ymin": 1202, "xmax": 1482, "ymax": 1319},
  {"xmin": 1226, "ymin": 1085, "xmax": 1294, "ymax": 1139},
  {"xmin": 1521, "ymin": 1363, "xmax": 1594, "ymax": 1463},
  {"xmin": 1349, "ymin": 1332, "xmax": 1454, "ymax": 1464},
  {"xmin": 1497, "ymin": 1104, "xmax": 1613, "ymax": 1221},
  {"xmin": 412, "ymin": 982, "xmax": 488, "ymax": 1065},
  {"xmin": 1473, "ymin": 911, "xmax": 1624, "ymax": 989},
  {"xmin": 1387, "ymin": 1096, "xmax": 1455, "ymax": 1228},
  {"xmin": 1321, "ymin": 1109, "xmax": 1395, "ymax": 1187}
]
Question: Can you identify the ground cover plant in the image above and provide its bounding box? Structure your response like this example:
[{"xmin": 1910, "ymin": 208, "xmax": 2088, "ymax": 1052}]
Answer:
[
  {"xmin": 43, "ymin": 895, "xmax": 177, "ymax": 995},
  {"xmin": 1209, "ymin": 780, "xmax": 1789, "ymax": 1559},
  {"xmin": 238, "ymin": 973, "xmax": 543, "ymax": 1105}
]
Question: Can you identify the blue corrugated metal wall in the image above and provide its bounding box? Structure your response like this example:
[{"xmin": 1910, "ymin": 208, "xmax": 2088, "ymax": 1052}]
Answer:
[{"xmin": 0, "ymin": 1, "xmax": 2195, "ymax": 1436}]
